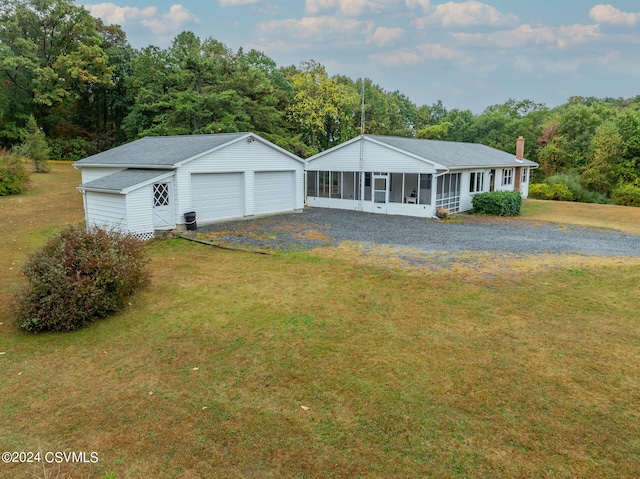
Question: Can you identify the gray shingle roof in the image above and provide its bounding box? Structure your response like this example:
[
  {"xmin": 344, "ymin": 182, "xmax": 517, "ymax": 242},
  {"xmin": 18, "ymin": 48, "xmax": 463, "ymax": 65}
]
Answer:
[
  {"xmin": 368, "ymin": 135, "xmax": 538, "ymax": 169},
  {"xmin": 78, "ymin": 169, "xmax": 172, "ymax": 193},
  {"xmin": 74, "ymin": 133, "xmax": 248, "ymax": 167}
]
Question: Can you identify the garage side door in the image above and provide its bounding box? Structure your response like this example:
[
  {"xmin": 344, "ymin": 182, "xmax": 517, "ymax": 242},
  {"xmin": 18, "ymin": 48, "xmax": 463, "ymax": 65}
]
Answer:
[
  {"xmin": 254, "ymin": 171, "xmax": 296, "ymax": 215},
  {"xmin": 191, "ymin": 173, "xmax": 244, "ymax": 222}
]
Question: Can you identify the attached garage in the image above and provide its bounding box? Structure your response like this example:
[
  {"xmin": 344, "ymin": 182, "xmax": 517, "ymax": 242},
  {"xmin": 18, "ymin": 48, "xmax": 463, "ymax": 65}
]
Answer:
[
  {"xmin": 254, "ymin": 171, "xmax": 296, "ymax": 215},
  {"xmin": 75, "ymin": 133, "xmax": 306, "ymax": 238},
  {"xmin": 191, "ymin": 173, "xmax": 245, "ymax": 222}
]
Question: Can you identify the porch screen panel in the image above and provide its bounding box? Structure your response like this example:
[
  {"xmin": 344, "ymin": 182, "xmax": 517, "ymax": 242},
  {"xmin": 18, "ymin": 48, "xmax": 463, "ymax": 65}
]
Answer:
[
  {"xmin": 404, "ymin": 174, "xmax": 418, "ymax": 203},
  {"xmin": 307, "ymin": 171, "xmax": 317, "ymax": 197},
  {"xmin": 343, "ymin": 172, "xmax": 356, "ymax": 199},
  {"xmin": 364, "ymin": 172, "xmax": 372, "ymax": 201},
  {"xmin": 319, "ymin": 171, "xmax": 330, "ymax": 197},
  {"xmin": 419, "ymin": 174, "xmax": 432, "ymax": 205},
  {"xmin": 331, "ymin": 171, "xmax": 342, "ymax": 198},
  {"xmin": 390, "ymin": 173, "xmax": 403, "ymax": 203},
  {"xmin": 435, "ymin": 173, "xmax": 461, "ymax": 212}
]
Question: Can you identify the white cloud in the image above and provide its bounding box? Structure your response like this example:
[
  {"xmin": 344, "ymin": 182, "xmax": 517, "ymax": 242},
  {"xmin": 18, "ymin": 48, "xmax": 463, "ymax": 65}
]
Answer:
[
  {"xmin": 368, "ymin": 42, "xmax": 459, "ymax": 66},
  {"xmin": 416, "ymin": 42, "xmax": 458, "ymax": 60},
  {"xmin": 141, "ymin": 4, "xmax": 200, "ymax": 35},
  {"xmin": 259, "ymin": 15, "xmax": 374, "ymax": 41},
  {"xmin": 369, "ymin": 49, "xmax": 422, "ymax": 66},
  {"xmin": 83, "ymin": 3, "xmax": 157, "ymax": 25},
  {"xmin": 306, "ymin": 0, "xmax": 337, "ymax": 14},
  {"xmin": 415, "ymin": 0, "xmax": 518, "ymax": 28},
  {"xmin": 404, "ymin": 0, "xmax": 431, "ymax": 13},
  {"xmin": 589, "ymin": 4, "xmax": 640, "ymax": 26},
  {"xmin": 219, "ymin": 0, "xmax": 261, "ymax": 6},
  {"xmin": 85, "ymin": 3, "xmax": 200, "ymax": 36},
  {"xmin": 452, "ymin": 23, "xmax": 602, "ymax": 49},
  {"xmin": 371, "ymin": 27, "xmax": 405, "ymax": 46},
  {"xmin": 306, "ymin": 0, "xmax": 407, "ymax": 16}
]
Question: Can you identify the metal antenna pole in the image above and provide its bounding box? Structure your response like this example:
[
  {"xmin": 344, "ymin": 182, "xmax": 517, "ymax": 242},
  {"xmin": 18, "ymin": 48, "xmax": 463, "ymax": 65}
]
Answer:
[
  {"xmin": 360, "ymin": 79, "xmax": 365, "ymax": 135},
  {"xmin": 358, "ymin": 78, "xmax": 365, "ymax": 211}
]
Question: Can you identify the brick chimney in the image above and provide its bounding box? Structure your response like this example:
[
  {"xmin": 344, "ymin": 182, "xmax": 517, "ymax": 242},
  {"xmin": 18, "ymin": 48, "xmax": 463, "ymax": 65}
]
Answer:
[{"xmin": 516, "ymin": 136, "xmax": 525, "ymax": 162}]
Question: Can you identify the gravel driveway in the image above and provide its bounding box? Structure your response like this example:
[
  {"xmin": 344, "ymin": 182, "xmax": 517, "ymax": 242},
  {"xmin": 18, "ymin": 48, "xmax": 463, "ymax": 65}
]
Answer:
[{"xmin": 196, "ymin": 208, "xmax": 640, "ymax": 258}]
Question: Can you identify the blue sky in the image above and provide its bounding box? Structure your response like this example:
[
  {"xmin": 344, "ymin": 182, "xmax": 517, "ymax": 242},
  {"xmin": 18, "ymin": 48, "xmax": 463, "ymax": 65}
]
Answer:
[{"xmin": 83, "ymin": 0, "xmax": 640, "ymax": 112}]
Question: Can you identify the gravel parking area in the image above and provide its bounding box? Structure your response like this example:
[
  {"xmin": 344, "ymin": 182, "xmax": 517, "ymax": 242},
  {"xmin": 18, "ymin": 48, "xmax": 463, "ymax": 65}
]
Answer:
[{"xmin": 196, "ymin": 208, "xmax": 640, "ymax": 258}]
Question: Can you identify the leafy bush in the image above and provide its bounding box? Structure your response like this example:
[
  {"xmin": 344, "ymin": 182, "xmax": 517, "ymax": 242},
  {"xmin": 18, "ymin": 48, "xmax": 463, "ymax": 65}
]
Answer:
[
  {"xmin": 528, "ymin": 183, "xmax": 550, "ymax": 199},
  {"xmin": 14, "ymin": 225, "xmax": 150, "ymax": 333},
  {"xmin": 528, "ymin": 182, "xmax": 573, "ymax": 201},
  {"xmin": 612, "ymin": 184, "xmax": 640, "ymax": 207},
  {"xmin": 548, "ymin": 183, "xmax": 574, "ymax": 201},
  {"xmin": 545, "ymin": 173, "xmax": 585, "ymax": 201},
  {"xmin": 472, "ymin": 191, "xmax": 522, "ymax": 216},
  {"xmin": 0, "ymin": 149, "xmax": 29, "ymax": 196},
  {"xmin": 49, "ymin": 136, "xmax": 97, "ymax": 162}
]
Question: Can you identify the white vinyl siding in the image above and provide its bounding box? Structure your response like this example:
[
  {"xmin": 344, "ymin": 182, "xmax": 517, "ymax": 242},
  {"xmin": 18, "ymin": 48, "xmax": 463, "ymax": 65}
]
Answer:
[
  {"xmin": 84, "ymin": 192, "xmax": 127, "ymax": 230},
  {"xmin": 254, "ymin": 171, "xmax": 296, "ymax": 215},
  {"xmin": 175, "ymin": 137, "xmax": 304, "ymax": 218},
  {"xmin": 79, "ymin": 167, "xmax": 124, "ymax": 183},
  {"xmin": 191, "ymin": 173, "xmax": 245, "ymax": 222},
  {"xmin": 308, "ymin": 139, "xmax": 437, "ymax": 174},
  {"xmin": 127, "ymin": 186, "xmax": 156, "ymax": 234}
]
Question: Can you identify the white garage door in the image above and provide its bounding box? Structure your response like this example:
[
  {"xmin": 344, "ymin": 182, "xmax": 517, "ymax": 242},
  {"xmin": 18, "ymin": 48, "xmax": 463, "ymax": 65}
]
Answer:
[
  {"xmin": 191, "ymin": 173, "xmax": 245, "ymax": 222},
  {"xmin": 254, "ymin": 171, "xmax": 296, "ymax": 215}
]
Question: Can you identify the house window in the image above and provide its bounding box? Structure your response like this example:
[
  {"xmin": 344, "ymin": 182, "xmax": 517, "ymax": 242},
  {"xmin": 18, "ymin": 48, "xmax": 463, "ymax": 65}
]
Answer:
[
  {"xmin": 469, "ymin": 171, "xmax": 485, "ymax": 193},
  {"xmin": 502, "ymin": 168, "xmax": 513, "ymax": 186},
  {"xmin": 522, "ymin": 168, "xmax": 528, "ymax": 183},
  {"xmin": 153, "ymin": 183, "xmax": 169, "ymax": 207}
]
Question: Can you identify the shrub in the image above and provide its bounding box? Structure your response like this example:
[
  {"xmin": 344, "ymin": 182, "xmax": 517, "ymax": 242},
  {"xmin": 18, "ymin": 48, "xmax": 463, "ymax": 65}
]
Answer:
[
  {"xmin": 528, "ymin": 183, "xmax": 549, "ymax": 199},
  {"xmin": 612, "ymin": 184, "xmax": 640, "ymax": 207},
  {"xmin": 0, "ymin": 149, "xmax": 30, "ymax": 196},
  {"xmin": 545, "ymin": 173, "xmax": 587, "ymax": 201},
  {"xmin": 547, "ymin": 182, "xmax": 574, "ymax": 201},
  {"xmin": 472, "ymin": 191, "xmax": 522, "ymax": 216},
  {"xmin": 527, "ymin": 182, "xmax": 573, "ymax": 201},
  {"xmin": 14, "ymin": 225, "xmax": 150, "ymax": 333}
]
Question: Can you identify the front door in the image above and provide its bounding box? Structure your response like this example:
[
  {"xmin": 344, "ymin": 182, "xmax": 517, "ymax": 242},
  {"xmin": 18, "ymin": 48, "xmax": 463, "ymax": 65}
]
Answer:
[
  {"xmin": 373, "ymin": 173, "xmax": 388, "ymax": 213},
  {"xmin": 153, "ymin": 182, "xmax": 175, "ymax": 230}
]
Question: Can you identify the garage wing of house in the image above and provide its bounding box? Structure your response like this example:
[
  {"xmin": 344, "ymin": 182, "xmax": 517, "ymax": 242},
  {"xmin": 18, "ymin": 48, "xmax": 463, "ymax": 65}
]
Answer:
[
  {"xmin": 74, "ymin": 133, "xmax": 307, "ymax": 240},
  {"xmin": 305, "ymin": 134, "xmax": 539, "ymax": 217}
]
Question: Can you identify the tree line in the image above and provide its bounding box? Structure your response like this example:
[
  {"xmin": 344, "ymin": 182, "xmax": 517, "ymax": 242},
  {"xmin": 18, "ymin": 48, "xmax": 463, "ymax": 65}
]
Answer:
[{"xmin": 1, "ymin": 0, "xmax": 639, "ymax": 197}]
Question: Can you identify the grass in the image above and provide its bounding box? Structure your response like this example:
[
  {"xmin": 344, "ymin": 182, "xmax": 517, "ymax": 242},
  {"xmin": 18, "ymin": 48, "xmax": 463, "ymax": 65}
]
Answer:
[
  {"xmin": 1, "ymin": 170, "xmax": 640, "ymax": 478},
  {"xmin": 521, "ymin": 199, "xmax": 640, "ymax": 235}
]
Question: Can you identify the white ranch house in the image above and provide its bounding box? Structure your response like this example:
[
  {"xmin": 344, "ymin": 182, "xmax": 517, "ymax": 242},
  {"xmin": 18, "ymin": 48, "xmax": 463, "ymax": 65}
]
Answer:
[
  {"xmin": 305, "ymin": 135, "xmax": 538, "ymax": 217},
  {"xmin": 74, "ymin": 133, "xmax": 305, "ymax": 240}
]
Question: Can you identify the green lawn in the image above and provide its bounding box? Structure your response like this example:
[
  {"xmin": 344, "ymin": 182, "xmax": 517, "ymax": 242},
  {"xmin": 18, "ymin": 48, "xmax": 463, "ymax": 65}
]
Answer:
[{"xmin": 1, "ymin": 167, "xmax": 639, "ymax": 478}]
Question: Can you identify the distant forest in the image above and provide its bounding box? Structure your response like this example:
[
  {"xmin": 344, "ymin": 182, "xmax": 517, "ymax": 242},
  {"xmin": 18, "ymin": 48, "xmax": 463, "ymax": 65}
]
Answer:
[{"xmin": 2, "ymin": 0, "xmax": 640, "ymax": 195}]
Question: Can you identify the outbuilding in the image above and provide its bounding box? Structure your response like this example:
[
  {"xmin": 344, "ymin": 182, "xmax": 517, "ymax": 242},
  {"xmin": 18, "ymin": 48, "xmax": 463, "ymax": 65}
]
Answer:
[
  {"xmin": 305, "ymin": 135, "xmax": 538, "ymax": 217},
  {"xmin": 75, "ymin": 133, "xmax": 306, "ymax": 239}
]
